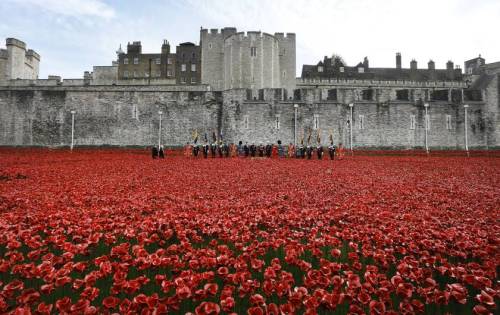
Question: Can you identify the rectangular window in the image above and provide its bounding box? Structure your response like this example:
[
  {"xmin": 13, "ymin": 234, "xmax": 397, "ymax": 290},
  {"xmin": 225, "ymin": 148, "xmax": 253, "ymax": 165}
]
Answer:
[
  {"xmin": 313, "ymin": 114, "xmax": 319, "ymax": 130},
  {"xmin": 446, "ymin": 115, "xmax": 452, "ymax": 130},
  {"xmin": 133, "ymin": 57, "xmax": 139, "ymax": 65},
  {"xmin": 275, "ymin": 115, "xmax": 280, "ymax": 130},
  {"xmin": 133, "ymin": 71, "xmax": 138, "ymax": 78},
  {"xmin": 191, "ymin": 77, "xmax": 196, "ymax": 84},
  {"xmin": 132, "ymin": 104, "xmax": 139, "ymax": 120},
  {"xmin": 156, "ymin": 71, "xmax": 161, "ymax": 77},
  {"xmin": 167, "ymin": 70, "xmax": 172, "ymax": 77},
  {"xmin": 362, "ymin": 89, "xmax": 374, "ymax": 101},
  {"xmin": 358, "ymin": 115, "xmax": 365, "ymax": 130},
  {"xmin": 243, "ymin": 115, "xmax": 249, "ymax": 129},
  {"xmin": 181, "ymin": 64, "xmax": 186, "ymax": 72},
  {"xmin": 396, "ymin": 89, "xmax": 409, "ymax": 101},
  {"xmin": 191, "ymin": 64, "xmax": 196, "ymax": 72},
  {"xmin": 318, "ymin": 66, "xmax": 324, "ymax": 73},
  {"xmin": 410, "ymin": 115, "xmax": 416, "ymax": 130},
  {"xmin": 208, "ymin": 43, "xmax": 212, "ymax": 49},
  {"xmin": 358, "ymin": 67, "xmax": 364, "ymax": 73},
  {"xmin": 123, "ymin": 58, "xmax": 129, "ymax": 65},
  {"xmin": 327, "ymin": 89, "xmax": 337, "ymax": 101},
  {"xmin": 431, "ymin": 89, "xmax": 449, "ymax": 101},
  {"xmin": 155, "ymin": 58, "xmax": 161, "ymax": 65},
  {"xmin": 425, "ymin": 114, "xmax": 431, "ymax": 130},
  {"xmin": 123, "ymin": 70, "xmax": 129, "ymax": 78},
  {"xmin": 167, "ymin": 58, "xmax": 172, "ymax": 64},
  {"xmin": 282, "ymin": 71, "xmax": 286, "ymax": 79},
  {"xmin": 180, "ymin": 77, "xmax": 186, "ymax": 84},
  {"xmin": 339, "ymin": 67, "xmax": 344, "ymax": 73},
  {"xmin": 250, "ymin": 47, "xmax": 257, "ymax": 57}
]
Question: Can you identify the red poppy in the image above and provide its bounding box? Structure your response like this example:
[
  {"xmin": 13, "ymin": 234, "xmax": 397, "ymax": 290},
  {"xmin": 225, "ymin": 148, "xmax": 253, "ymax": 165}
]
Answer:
[{"xmin": 102, "ymin": 296, "xmax": 120, "ymax": 309}]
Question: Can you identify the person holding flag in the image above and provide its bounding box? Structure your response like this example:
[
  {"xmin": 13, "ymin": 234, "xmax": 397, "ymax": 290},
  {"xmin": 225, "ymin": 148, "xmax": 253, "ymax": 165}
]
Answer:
[
  {"xmin": 210, "ymin": 131, "xmax": 217, "ymax": 158},
  {"xmin": 202, "ymin": 133, "xmax": 209, "ymax": 159},
  {"xmin": 316, "ymin": 129, "xmax": 323, "ymax": 160},
  {"xmin": 328, "ymin": 131, "xmax": 336, "ymax": 160}
]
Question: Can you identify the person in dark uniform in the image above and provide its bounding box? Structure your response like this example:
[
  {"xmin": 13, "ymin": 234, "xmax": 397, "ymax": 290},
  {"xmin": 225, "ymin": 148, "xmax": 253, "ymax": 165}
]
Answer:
[
  {"xmin": 210, "ymin": 142, "xmax": 217, "ymax": 158},
  {"xmin": 265, "ymin": 144, "xmax": 272, "ymax": 158},
  {"xmin": 328, "ymin": 133, "xmax": 336, "ymax": 160},
  {"xmin": 203, "ymin": 141, "xmax": 209, "ymax": 158},
  {"xmin": 223, "ymin": 142, "xmax": 230, "ymax": 158},
  {"xmin": 218, "ymin": 141, "xmax": 224, "ymax": 158},
  {"xmin": 192, "ymin": 144, "xmax": 199, "ymax": 157},
  {"xmin": 306, "ymin": 145, "xmax": 312, "ymax": 159},
  {"xmin": 152, "ymin": 146, "xmax": 158, "ymax": 159},
  {"xmin": 159, "ymin": 145, "xmax": 165, "ymax": 159},
  {"xmin": 250, "ymin": 143, "xmax": 256, "ymax": 157},
  {"xmin": 243, "ymin": 142, "xmax": 250, "ymax": 157},
  {"xmin": 316, "ymin": 145, "xmax": 323, "ymax": 160},
  {"xmin": 238, "ymin": 141, "xmax": 244, "ymax": 157}
]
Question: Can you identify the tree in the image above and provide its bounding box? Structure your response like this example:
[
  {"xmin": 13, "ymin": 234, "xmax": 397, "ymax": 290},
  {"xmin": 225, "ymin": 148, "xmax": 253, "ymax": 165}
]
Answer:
[{"xmin": 331, "ymin": 53, "xmax": 346, "ymax": 66}]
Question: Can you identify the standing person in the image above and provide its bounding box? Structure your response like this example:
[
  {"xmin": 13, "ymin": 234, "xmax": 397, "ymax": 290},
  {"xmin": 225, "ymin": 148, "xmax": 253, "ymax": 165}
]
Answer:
[
  {"xmin": 237, "ymin": 141, "xmax": 244, "ymax": 157},
  {"xmin": 288, "ymin": 143, "xmax": 295, "ymax": 158},
  {"xmin": 192, "ymin": 130, "xmax": 199, "ymax": 158},
  {"xmin": 244, "ymin": 142, "xmax": 250, "ymax": 157},
  {"xmin": 159, "ymin": 145, "xmax": 165, "ymax": 159},
  {"xmin": 224, "ymin": 142, "xmax": 230, "ymax": 158},
  {"xmin": 152, "ymin": 146, "xmax": 158, "ymax": 159},
  {"xmin": 277, "ymin": 140, "xmax": 284, "ymax": 158},
  {"xmin": 230, "ymin": 143, "xmax": 237, "ymax": 157},
  {"xmin": 258, "ymin": 144, "xmax": 264, "ymax": 157},
  {"xmin": 265, "ymin": 144, "xmax": 272, "ymax": 158},
  {"xmin": 316, "ymin": 145, "xmax": 323, "ymax": 160},
  {"xmin": 211, "ymin": 132, "xmax": 217, "ymax": 158},
  {"xmin": 337, "ymin": 142, "xmax": 344, "ymax": 160},
  {"xmin": 328, "ymin": 133, "xmax": 336, "ymax": 160},
  {"xmin": 272, "ymin": 143, "xmax": 278, "ymax": 158},
  {"xmin": 203, "ymin": 140, "xmax": 209, "ymax": 159},
  {"xmin": 218, "ymin": 141, "xmax": 224, "ymax": 158},
  {"xmin": 250, "ymin": 143, "xmax": 256, "ymax": 157}
]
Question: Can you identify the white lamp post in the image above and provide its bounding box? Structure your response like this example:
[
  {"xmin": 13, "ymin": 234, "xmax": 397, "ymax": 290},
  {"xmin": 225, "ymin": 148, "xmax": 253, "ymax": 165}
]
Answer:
[
  {"xmin": 158, "ymin": 110, "xmax": 163, "ymax": 150},
  {"xmin": 349, "ymin": 103, "xmax": 354, "ymax": 153},
  {"xmin": 424, "ymin": 103, "xmax": 429, "ymax": 155},
  {"xmin": 70, "ymin": 110, "xmax": 76, "ymax": 151},
  {"xmin": 294, "ymin": 104, "xmax": 299, "ymax": 146},
  {"xmin": 464, "ymin": 104, "xmax": 469, "ymax": 156}
]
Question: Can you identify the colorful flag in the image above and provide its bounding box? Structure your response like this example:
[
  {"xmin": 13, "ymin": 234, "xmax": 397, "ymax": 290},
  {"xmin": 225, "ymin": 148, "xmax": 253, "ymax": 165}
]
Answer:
[{"xmin": 192, "ymin": 130, "xmax": 199, "ymax": 144}]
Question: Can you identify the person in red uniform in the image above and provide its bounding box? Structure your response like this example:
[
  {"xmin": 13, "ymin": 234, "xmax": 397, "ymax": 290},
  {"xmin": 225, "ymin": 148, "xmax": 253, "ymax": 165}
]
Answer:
[{"xmin": 288, "ymin": 143, "xmax": 295, "ymax": 158}]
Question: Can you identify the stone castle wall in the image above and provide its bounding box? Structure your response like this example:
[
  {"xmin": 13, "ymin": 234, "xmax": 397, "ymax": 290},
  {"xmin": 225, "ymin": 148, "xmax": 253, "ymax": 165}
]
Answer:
[{"xmin": 0, "ymin": 84, "xmax": 497, "ymax": 149}]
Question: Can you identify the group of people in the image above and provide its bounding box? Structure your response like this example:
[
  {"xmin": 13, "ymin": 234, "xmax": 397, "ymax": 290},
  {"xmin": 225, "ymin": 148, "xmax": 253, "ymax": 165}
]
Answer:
[
  {"xmin": 151, "ymin": 145, "xmax": 165, "ymax": 159},
  {"xmin": 182, "ymin": 140, "xmax": 346, "ymax": 160}
]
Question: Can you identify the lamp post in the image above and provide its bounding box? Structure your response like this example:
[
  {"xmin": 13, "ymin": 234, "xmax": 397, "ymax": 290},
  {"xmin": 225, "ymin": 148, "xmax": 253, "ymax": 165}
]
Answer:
[
  {"xmin": 294, "ymin": 104, "xmax": 299, "ymax": 146},
  {"xmin": 424, "ymin": 103, "xmax": 429, "ymax": 155},
  {"xmin": 158, "ymin": 110, "xmax": 163, "ymax": 150},
  {"xmin": 70, "ymin": 110, "xmax": 76, "ymax": 151},
  {"xmin": 464, "ymin": 104, "xmax": 469, "ymax": 156},
  {"xmin": 349, "ymin": 103, "xmax": 354, "ymax": 153}
]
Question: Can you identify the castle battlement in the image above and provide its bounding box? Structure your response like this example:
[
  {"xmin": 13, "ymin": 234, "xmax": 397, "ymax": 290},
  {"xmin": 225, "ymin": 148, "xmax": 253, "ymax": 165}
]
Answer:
[
  {"xmin": 6, "ymin": 38, "xmax": 26, "ymax": 50},
  {"xmin": 26, "ymin": 49, "xmax": 40, "ymax": 61},
  {"xmin": 0, "ymin": 49, "xmax": 7, "ymax": 59},
  {"xmin": 201, "ymin": 27, "xmax": 238, "ymax": 37},
  {"xmin": 274, "ymin": 33, "xmax": 296, "ymax": 40},
  {"xmin": 297, "ymin": 78, "xmax": 467, "ymax": 88},
  {"xmin": 226, "ymin": 31, "xmax": 278, "ymax": 41}
]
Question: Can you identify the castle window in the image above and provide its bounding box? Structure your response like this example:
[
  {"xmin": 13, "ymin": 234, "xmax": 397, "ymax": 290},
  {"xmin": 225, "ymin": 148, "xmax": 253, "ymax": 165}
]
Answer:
[
  {"xmin": 275, "ymin": 115, "xmax": 280, "ymax": 130},
  {"xmin": 123, "ymin": 58, "xmax": 129, "ymax": 65},
  {"xmin": 313, "ymin": 114, "xmax": 320, "ymax": 130},
  {"xmin": 208, "ymin": 43, "xmax": 212, "ymax": 49},
  {"xmin": 133, "ymin": 57, "xmax": 139, "ymax": 65},
  {"xmin": 243, "ymin": 115, "xmax": 249, "ymax": 129},
  {"xmin": 358, "ymin": 67, "xmax": 364, "ymax": 73},
  {"xmin": 339, "ymin": 67, "xmax": 344, "ymax": 73},
  {"xmin": 250, "ymin": 47, "xmax": 257, "ymax": 57},
  {"xmin": 396, "ymin": 89, "xmax": 409, "ymax": 101},
  {"xmin": 156, "ymin": 71, "xmax": 161, "ymax": 77},
  {"xmin": 282, "ymin": 48, "xmax": 286, "ymax": 56},
  {"xmin": 191, "ymin": 64, "xmax": 196, "ymax": 72},
  {"xmin": 167, "ymin": 58, "xmax": 172, "ymax": 65},
  {"xmin": 123, "ymin": 70, "xmax": 129, "ymax": 78},
  {"xmin": 358, "ymin": 115, "xmax": 365, "ymax": 130},
  {"xmin": 318, "ymin": 66, "xmax": 323, "ymax": 73},
  {"xmin": 181, "ymin": 64, "xmax": 186, "ymax": 72},
  {"xmin": 167, "ymin": 70, "xmax": 172, "ymax": 77},
  {"xmin": 327, "ymin": 89, "xmax": 337, "ymax": 101},
  {"xmin": 181, "ymin": 77, "xmax": 186, "ymax": 84},
  {"xmin": 132, "ymin": 104, "xmax": 139, "ymax": 120},
  {"xmin": 410, "ymin": 115, "xmax": 416, "ymax": 130},
  {"xmin": 431, "ymin": 89, "xmax": 449, "ymax": 101},
  {"xmin": 191, "ymin": 77, "xmax": 196, "ymax": 84},
  {"xmin": 362, "ymin": 89, "xmax": 374, "ymax": 101},
  {"xmin": 446, "ymin": 115, "xmax": 452, "ymax": 130},
  {"xmin": 192, "ymin": 52, "xmax": 196, "ymax": 59},
  {"xmin": 282, "ymin": 71, "xmax": 286, "ymax": 79},
  {"xmin": 155, "ymin": 58, "xmax": 161, "ymax": 65}
]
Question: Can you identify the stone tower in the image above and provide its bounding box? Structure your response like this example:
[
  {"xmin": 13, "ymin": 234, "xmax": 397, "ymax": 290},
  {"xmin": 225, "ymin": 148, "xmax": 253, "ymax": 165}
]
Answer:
[{"xmin": 0, "ymin": 38, "xmax": 40, "ymax": 81}]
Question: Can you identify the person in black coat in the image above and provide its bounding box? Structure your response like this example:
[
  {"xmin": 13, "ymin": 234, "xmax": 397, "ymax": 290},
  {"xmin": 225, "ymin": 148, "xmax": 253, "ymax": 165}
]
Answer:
[
  {"xmin": 203, "ymin": 142, "xmax": 209, "ymax": 158},
  {"xmin": 258, "ymin": 144, "xmax": 264, "ymax": 157},
  {"xmin": 159, "ymin": 145, "xmax": 165, "ymax": 159},
  {"xmin": 250, "ymin": 144, "xmax": 256, "ymax": 157},
  {"xmin": 316, "ymin": 145, "xmax": 323, "ymax": 160},
  {"xmin": 328, "ymin": 143, "xmax": 336, "ymax": 160},
  {"xmin": 306, "ymin": 146, "xmax": 312, "ymax": 159},
  {"xmin": 152, "ymin": 146, "xmax": 158, "ymax": 159},
  {"xmin": 210, "ymin": 142, "xmax": 217, "ymax": 158},
  {"xmin": 243, "ymin": 142, "xmax": 250, "ymax": 157}
]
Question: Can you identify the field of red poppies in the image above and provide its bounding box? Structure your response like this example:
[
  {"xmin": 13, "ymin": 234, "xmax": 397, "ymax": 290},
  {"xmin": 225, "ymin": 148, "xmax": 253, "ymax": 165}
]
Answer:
[{"xmin": 0, "ymin": 149, "xmax": 498, "ymax": 314}]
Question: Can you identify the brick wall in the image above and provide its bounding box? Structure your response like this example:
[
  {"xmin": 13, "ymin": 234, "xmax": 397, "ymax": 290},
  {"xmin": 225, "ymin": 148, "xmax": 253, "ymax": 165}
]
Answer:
[{"xmin": 0, "ymin": 86, "xmax": 497, "ymax": 149}]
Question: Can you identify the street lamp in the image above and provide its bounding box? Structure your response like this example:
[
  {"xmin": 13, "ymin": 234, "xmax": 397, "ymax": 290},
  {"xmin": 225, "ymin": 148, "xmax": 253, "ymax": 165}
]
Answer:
[
  {"xmin": 349, "ymin": 103, "xmax": 354, "ymax": 153},
  {"xmin": 158, "ymin": 110, "xmax": 163, "ymax": 150},
  {"xmin": 70, "ymin": 110, "xmax": 76, "ymax": 151},
  {"xmin": 294, "ymin": 104, "xmax": 299, "ymax": 146},
  {"xmin": 424, "ymin": 103, "xmax": 429, "ymax": 155},
  {"xmin": 464, "ymin": 104, "xmax": 469, "ymax": 156}
]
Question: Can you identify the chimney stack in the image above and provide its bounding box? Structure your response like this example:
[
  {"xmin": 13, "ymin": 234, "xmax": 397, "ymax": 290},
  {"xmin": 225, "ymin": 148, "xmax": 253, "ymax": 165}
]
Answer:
[
  {"xmin": 446, "ymin": 60, "xmax": 454, "ymax": 80},
  {"xmin": 396, "ymin": 52, "xmax": 401, "ymax": 69},
  {"xmin": 428, "ymin": 60, "xmax": 435, "ymax": 70},
  {"xmin": 410, "ymin": 59, "xmax": 417, "ymax": 71}
]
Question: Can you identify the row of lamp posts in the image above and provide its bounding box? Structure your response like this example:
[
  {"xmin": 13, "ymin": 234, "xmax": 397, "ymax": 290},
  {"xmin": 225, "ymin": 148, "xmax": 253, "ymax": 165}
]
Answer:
[
  {"xmin": 293, "ymin": 103, "xmax": 470, "ymax": 155},
  {"xmin": 68, "ymin": 105, "xmax": 471, "ymax": 154}
]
